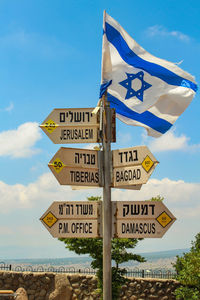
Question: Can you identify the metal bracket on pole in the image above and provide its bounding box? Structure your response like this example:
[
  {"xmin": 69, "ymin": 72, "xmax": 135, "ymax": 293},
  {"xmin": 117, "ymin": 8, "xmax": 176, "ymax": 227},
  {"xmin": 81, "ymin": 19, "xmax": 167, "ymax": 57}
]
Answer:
[
  {"xmin": 97, "ymin": 201, "xmax": 103, "ymax": 238},
  {"xmin": 98, "ymin": 150, "xmax": 104, "ymax": 187},
  {"xmin": 112, "ymin": 201, "xmax": 117, "ymax": 238}
]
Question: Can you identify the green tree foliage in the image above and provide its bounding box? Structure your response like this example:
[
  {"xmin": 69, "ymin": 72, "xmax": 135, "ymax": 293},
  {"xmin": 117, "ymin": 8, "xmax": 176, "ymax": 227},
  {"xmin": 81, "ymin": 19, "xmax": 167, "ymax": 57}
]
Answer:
[
  {"xmin": 59, "ymin": 196, "xmax": 145, "ymax": 299},
  {"xmin": 150, "ymin": 195, "xmax": 164, "ymax": 202},
  {"xmin": 173, "ymin": 233, "xmax": 200, "ymax": 299}
]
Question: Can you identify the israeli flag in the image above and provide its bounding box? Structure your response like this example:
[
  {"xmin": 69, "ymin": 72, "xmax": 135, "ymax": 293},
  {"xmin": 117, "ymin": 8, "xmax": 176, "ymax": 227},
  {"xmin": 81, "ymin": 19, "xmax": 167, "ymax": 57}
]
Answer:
[{"xmin": 100, "ymin": 12, "xmax": 197, "ymax": 137}]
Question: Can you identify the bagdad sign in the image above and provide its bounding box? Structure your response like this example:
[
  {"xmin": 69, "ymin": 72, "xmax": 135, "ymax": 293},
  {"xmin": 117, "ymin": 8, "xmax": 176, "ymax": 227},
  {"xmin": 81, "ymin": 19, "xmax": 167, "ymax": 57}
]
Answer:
[
  {"xmin": 113, "ymin": 201, "xmax": 176, "ymax": 238},
  {"xmin": 40, "ymin": 201, "xmax": 102, "ymax": 238},
  {"xmin": 112, "ymin": 146, "xmax": 158, "ymax": 187},
  {"xmin": 40, "ymin": 108, "xmax": 100, "ymax": 144},
  {"xmin": 48, "ymin": 147, "xmax": 101, "ymax": 187}
]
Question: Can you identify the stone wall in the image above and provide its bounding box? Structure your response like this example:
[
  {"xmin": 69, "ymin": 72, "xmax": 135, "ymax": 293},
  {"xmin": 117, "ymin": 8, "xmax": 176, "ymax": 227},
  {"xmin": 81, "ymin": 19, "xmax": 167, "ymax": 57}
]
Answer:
[
  {"xmin": 120, "ymin": 277, "xmax": 180, "ymax": 300},
  {"xmin": 0, "ymin": 271, "xmax": 55, "ymax": 300},
  {"xmin": 0, "ymin": 271, "xmax": 180, "ymax": 299}
]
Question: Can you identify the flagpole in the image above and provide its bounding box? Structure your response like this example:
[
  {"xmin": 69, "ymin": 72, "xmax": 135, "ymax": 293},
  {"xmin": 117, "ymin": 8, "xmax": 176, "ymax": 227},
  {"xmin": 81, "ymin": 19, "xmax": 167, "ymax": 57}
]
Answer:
[{"xmin": 102, "ymin": 91, "xmax": 112, "ymax": 300}]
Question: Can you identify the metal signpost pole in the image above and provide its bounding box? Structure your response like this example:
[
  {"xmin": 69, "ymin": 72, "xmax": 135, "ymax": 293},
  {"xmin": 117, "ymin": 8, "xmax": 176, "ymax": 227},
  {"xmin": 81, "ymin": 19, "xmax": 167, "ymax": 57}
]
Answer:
[
  {"xmin": 102, "ymin": 93, "xmax": 112, "ymax": 300},
  {"xmin": 40, "ymin": 101, "xmax": 176, "ymax": 299}
]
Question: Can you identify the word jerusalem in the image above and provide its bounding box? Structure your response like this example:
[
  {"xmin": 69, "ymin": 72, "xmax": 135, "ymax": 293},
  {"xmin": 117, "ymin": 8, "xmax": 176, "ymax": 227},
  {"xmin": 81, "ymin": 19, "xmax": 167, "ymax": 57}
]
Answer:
[{"xmin": 60, "ymin": 128, "xmax": 94, "ymax": 141}]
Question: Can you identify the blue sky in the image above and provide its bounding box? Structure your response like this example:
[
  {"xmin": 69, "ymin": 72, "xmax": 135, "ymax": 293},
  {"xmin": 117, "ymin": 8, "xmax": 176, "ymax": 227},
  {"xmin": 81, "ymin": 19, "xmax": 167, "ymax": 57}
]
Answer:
[{"xmin": 0, "ymin": 0, "xmax": 199, "ymax": 259}]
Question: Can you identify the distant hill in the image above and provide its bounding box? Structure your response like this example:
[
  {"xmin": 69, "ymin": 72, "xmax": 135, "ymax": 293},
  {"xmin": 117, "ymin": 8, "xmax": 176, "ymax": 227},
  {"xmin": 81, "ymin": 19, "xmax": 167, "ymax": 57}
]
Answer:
[
  {"xmin": 138, "ymin": 248, "xmax": 190, "ymax": 260},
  {"xmin": 3, "ymin": 248, "xmax": 190, "ymax": 268},
  {"xmin": 120, "ymin": 248, "xmax": 190, "ymax": 270}
]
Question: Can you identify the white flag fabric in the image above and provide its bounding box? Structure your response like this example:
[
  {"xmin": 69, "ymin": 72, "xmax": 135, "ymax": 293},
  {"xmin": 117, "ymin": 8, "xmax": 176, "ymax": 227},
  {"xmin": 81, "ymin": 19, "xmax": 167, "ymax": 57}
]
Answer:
[{"xmin": 100, "ymin": 12, "xmax": 197, "ymax": 137}]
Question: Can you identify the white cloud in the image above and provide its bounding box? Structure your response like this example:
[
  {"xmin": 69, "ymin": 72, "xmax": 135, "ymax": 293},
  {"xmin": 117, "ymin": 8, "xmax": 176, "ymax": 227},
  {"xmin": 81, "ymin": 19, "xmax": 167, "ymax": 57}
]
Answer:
[
  {"xmin": 0, "ymin": 102, "xmax": 14, "ymax": 112},
  {"xmin": 0, "ymin": 172, "xmax": 101, "ymax": 214},
  {"xmin": 1, "ymin": 172, "xmax": 199, "ymax": 220},
  {"xmin": 112, "ymin": 177, "xmax": 200, "ymax": 219},
  {"xmin": 0, "ymin": 122, "xmax": 42, "ymax": 158},
  {"xmin": 143, "ymin": 130, "xmax": 200, "ymax": 153},
  {"xmin": 5, "ymin": 102, "xmax": 14, "ymax": 112},
  {"xmin": 0, "ymin": 173, "xmax": 199, "ymax": 255},
  {"xmin": 148, "ymin": 131, "xmax": 188, "ymax": 152},
  {"xmin": 82, "ymin": 143, "xmax": 101, "ymax": 150},
  {"xmin": 146, "ymin": 25, "xmax": 190, "ymax": 42}
]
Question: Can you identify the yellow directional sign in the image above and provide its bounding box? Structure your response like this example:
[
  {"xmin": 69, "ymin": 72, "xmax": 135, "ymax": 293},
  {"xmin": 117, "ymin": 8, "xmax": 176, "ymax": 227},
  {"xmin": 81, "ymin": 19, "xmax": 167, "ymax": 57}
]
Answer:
[
  {"xmin": 113, "ymin": 201, "xmax": 176, "ymax": 238},
  {"xmin": 40, "ymin": 201, "xmax": 102, "ymax": 238},
  {"xmin": 112, "ymin": 146, "xmax": 158, "ymax": 188},
  {"xmin": 48, "ymin": 147, "xmax": 101, "ymax": 187},
  {"xmin": 40, "ymin": 108, "xmax": 100, "ymax": 144}
]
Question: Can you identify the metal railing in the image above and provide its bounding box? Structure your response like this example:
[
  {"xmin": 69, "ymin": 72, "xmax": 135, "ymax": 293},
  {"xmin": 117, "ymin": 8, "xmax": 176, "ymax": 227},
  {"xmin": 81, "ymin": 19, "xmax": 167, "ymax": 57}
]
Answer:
[
  {"xmin": 0, "ymin": 262, "xmax": 11, "ymax": 271},
  {"xmin": 124, "ymin": 267, "xmax": 177, "ymax": 279},
  {"xmin": 0, "ymin": 262, "xmax": 176, "ymax": 279}
]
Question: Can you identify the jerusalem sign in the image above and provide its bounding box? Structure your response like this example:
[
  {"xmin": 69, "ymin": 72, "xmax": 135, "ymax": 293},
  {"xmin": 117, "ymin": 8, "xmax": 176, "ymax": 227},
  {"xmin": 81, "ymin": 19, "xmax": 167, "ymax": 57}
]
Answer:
[
  {"xmin": 113, "ymin": 201, "xmax": 176, "ymax": 238},
  {"xmin": 40, "ymin": 108, "xmax": 100, "ymax": 144},
  {"xmin": 40, "ymin": 201, "xmax": 102, "ymax": 238},
  {"xmin": 48, "ymin": 147, "xmax": 100, "ymax": 187}
]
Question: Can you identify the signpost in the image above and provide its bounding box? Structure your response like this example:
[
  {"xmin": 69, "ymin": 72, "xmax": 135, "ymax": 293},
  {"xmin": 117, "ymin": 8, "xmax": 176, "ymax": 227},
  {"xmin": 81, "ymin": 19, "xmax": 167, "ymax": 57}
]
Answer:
[
  {"xmin": 40, "ymin": 108, "xmax": 100, "ymax": 144},
  {"xmin": 48, "ymin": 147, "xmax": 101, "ymax": 187},
  {"xmin": 40, "ymin": 201, "xmax": 102, "ymax": 238},
  {"xmin": 40, "ymin": 105, "xmax": 176, "ymax": 300},
  {"xmin": 113, "ymin": 201, "xmax": 176, "ymax": 238},
  {"xmin": 112, "ymin": 146, "xmax": 158, "ymax": 188}
]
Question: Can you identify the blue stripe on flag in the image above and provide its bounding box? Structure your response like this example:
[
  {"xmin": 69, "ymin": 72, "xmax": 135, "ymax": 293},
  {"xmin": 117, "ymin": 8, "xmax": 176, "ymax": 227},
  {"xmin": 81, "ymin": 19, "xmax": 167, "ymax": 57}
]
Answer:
[
  {"xmin": 100, "ymin": 80, "xmax": 112, "ymax": 98},
  {"xmin": 105, "ymin": 22, "xmax": 197, "ymax": 93},
  {"xmin": 107, "ymin": 93, "xmax": 173, "ymax": 134}
]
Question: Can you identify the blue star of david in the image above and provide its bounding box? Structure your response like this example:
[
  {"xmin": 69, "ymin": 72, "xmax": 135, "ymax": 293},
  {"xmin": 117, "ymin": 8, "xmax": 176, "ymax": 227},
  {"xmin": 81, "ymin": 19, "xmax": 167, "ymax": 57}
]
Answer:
[{"xmin": 119, "ymin": 71, "xmax": 152, "ymax": 102}]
